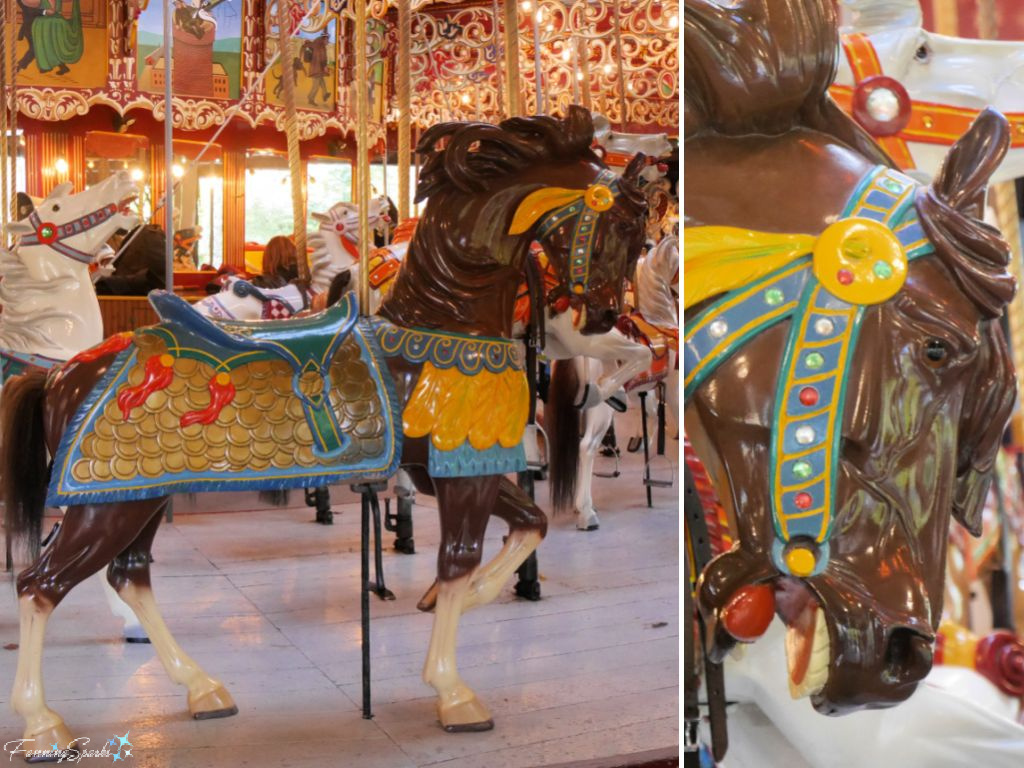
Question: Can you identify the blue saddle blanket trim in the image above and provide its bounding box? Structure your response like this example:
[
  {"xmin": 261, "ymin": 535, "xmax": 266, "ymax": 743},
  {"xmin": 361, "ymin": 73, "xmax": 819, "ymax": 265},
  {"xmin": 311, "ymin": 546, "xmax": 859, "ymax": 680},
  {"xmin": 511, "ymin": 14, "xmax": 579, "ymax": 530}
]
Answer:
[
  {"xmin": 428, "ymin": 441, "xmax": 527, "ymax": 478},
  {"xmin": 45, "ymin": 319, "xmax": 404, "ymax": 507}
]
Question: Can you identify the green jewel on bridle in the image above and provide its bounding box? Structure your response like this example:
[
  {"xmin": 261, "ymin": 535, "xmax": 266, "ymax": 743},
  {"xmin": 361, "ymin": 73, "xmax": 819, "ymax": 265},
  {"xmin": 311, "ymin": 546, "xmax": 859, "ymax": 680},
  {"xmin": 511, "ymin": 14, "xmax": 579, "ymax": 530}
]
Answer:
[{"xmin": 683, "ymin": 167, "xmax": 936, "ymax": 578}]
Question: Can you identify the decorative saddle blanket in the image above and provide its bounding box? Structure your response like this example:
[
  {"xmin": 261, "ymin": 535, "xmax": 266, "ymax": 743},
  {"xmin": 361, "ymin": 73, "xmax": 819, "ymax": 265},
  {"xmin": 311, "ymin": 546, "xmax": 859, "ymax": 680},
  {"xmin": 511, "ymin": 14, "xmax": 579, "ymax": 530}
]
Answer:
[{"xmin": 46, "ymin": 291, "xmax": 402, "ymax": 507}]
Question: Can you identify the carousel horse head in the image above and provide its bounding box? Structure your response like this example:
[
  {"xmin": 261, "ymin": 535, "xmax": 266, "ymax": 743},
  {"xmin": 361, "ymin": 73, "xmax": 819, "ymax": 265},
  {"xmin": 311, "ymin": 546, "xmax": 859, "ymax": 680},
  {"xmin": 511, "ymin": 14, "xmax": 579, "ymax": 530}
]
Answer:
[
  {"xmin": 397, "ymin": 105, "xmax": 647, "ymax": 336},
  {"xmin": 308, "ymin": 195, "xmax": 390, "ymax": 293},
  {"xmin": 592, "ymin": 113, "xmax": 673, "ymax": 184},
  {"xmin": 685, "ymin": 0, "xmax": 1016, "ymax": 715},
  {"xmin": 6, "ymin": 171, "xmax": 138, "ymax": 283},
  {"xmin": 835, "ymin": 0, "xmax": 1024, "ymax": 182}
]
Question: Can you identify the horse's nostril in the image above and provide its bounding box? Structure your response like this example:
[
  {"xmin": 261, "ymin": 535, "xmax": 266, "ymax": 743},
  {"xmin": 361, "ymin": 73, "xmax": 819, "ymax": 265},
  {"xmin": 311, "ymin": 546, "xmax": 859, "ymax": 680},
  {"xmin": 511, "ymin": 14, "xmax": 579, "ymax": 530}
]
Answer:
[{"xmin": 885, "ymin": 627, "xmax": 934, "ymax": 684}]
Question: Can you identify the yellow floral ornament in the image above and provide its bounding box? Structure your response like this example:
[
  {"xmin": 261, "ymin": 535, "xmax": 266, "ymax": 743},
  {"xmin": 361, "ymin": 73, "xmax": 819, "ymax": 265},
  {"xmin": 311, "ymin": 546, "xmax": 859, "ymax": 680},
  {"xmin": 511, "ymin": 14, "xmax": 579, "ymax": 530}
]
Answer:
[
  {"xmin": 812, "ymin": 217, "xmax": 908, "ymax": 305},
  {"xmin": 584, "ymin": 183, "xmax": 615, "ymax": 212}
]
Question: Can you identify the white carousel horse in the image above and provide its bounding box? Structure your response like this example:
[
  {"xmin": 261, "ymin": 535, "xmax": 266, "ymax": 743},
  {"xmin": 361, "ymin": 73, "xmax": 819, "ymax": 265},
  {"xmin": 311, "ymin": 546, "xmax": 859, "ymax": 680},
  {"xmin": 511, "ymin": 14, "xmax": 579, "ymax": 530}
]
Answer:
[
  {"xmin": 723, "ymin": 620, "xmax": 1024, "ymax": 768},
  {"xmin": 192, "ymin": 195, "xmax": 395, "ymax": 321},
  {"xmin": 591, "ymin": 113, "xmax": 673, "ymax": 183},
  {"xmin": 0, "ymin": 172, "xmax": 139, "ymax": 376},
  {"xmin": 835, "ymin": 0, "xmax": 1024, "ymax": 184},
  {"xmin": 568, "ymin": 234, "xmax": 678, "ymax": 531},
  {"xmin": 0, "ymin": 173, "xmax": 142, "ymax": 638}
]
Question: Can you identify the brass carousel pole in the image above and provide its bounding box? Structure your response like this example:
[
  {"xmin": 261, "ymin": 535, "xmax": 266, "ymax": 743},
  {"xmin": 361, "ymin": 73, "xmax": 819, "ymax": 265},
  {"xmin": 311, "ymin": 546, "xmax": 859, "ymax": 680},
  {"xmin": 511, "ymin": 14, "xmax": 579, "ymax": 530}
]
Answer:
[
  {"xmin": 397, "ymin": 0, "xmax": 412, "ymax": 220},
  {"xmin": 163, "ymin": 0, "xmax": 174, "ymax": 286},
  {"xmin": 503, "ymin": 0, "xmax": 521, "ymax": 117},
  {"xmin": 276, "ymin": 0, "xmax": 309, "ymax": 283},
  {"xmin": 356, "ymin": 0, "xmax": 371, "ymax": 313},
  {"xmin": 610, "ymin": 0, "xmax": 628, "ymax": 130},
  {"xmin": 491, "ymin": 0, "xmax": 506, "ymax": 120}
]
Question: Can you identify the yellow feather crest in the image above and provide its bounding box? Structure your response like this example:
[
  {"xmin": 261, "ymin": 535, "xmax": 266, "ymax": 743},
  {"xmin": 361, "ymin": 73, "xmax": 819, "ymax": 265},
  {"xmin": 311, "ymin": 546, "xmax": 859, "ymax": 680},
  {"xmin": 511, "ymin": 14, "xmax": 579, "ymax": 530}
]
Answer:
[
  {"xmin": 509, "ymin": 187, "xmax": 585, "ymax": 235},
  {"xmin": 684, "ymin": 226, "xmax": 817, "ymax": 310}
]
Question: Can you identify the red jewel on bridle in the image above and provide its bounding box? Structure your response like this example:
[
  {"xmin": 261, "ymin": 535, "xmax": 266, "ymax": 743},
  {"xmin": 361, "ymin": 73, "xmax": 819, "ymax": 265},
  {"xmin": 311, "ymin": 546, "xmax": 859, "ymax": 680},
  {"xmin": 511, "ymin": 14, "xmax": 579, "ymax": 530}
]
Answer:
[{"xmin": 36, "ymin": 222, "xmax": 58, "ymax": 244}]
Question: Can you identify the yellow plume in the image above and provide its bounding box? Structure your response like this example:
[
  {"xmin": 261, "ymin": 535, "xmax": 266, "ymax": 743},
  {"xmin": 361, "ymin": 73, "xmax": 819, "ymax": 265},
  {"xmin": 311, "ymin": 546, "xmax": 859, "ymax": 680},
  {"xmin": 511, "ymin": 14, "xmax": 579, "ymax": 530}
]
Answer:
[
  {"xmin": 509, "ymin": 187, "xmax": 585, "ymax": 235},
  {"xmin": 684, "ymin": 227, "xmax": 817, "ymax": 309}
]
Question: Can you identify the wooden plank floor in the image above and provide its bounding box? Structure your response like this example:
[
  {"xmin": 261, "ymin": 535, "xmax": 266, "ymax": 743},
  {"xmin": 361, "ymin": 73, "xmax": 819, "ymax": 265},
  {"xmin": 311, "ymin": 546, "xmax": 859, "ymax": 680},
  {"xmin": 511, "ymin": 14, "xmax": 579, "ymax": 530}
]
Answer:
[{"xmin": 0, "ymin": 415, "xmax": 679, "ymax": 766}]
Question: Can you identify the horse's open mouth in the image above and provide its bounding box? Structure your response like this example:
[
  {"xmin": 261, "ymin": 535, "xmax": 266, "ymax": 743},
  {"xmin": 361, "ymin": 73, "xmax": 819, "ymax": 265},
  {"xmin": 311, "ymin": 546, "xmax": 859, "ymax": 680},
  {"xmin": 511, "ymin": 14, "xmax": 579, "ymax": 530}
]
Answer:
[
  {"xmin": 118, "ymin": 194, "xmax": 138, "ymax": 214},
  {"xmin": 784, "ymin": 602, "xmax": 831, "ymax": 699}
]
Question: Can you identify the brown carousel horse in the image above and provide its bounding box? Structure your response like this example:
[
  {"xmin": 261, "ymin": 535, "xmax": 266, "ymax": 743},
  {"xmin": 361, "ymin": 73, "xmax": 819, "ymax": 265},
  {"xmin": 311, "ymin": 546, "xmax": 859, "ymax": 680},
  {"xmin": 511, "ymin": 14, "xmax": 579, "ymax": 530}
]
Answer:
[
  {"xmin": 683, "ymin": 0, "xmax": 1016, "ymax": 749},
  {"xmin": 2, "ymin": 107, "xmax": 648, "ymax": 751}
]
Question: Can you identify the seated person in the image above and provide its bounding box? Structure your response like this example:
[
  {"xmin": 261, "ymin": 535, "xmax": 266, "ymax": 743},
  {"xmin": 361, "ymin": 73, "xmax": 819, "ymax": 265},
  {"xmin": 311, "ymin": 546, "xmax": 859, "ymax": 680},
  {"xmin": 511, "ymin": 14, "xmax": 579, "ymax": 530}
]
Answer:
[
  {"xmin": 94, "ymin": 224, "xmax": 167, "ymax": 296},
  {"xmin": 252, "ymin": 235, "xmax": 300, "ymax": 289}
]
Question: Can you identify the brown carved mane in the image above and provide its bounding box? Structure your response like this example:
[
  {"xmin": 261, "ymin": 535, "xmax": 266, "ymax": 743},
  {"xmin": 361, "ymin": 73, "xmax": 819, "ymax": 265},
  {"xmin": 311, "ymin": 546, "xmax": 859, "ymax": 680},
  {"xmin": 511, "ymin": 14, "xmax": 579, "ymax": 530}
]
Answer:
[
  {"xmin": 684, "ymin": 0, "xmax": 890, "ymax": 165},
  {"xmin": 380, "ymin": 109, "xmax": 645, "ymax": 335}
]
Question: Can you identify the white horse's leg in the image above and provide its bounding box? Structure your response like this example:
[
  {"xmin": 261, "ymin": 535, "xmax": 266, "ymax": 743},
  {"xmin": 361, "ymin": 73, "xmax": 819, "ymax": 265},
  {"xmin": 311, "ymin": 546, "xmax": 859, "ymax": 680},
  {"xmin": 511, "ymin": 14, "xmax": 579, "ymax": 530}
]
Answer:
[
  {"xmin": 11, "ymin": 596, "xmax": 77, "ymax": 749},
  {"xmin": 575, "ymin": 402, "xmax": 615, "ymax": 531},
  {"xmin": 424, "ymin": 575, "xmax": 493, "ymax": 730},
  {"xmin": 115, "ymin": 581, "xmax": 237, "ymax": 718},
  {"xmin": 100, "ymin": 577, "xmax": 148, "ymax": 642}
]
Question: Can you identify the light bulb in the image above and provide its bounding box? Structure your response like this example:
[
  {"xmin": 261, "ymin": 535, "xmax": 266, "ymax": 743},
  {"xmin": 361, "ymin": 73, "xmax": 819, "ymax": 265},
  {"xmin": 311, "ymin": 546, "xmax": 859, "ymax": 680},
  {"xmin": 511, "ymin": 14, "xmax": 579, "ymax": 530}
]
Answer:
[
  {"xmin": 461, "ymin": 93, "xmax": 471, "ymax": 105},
  {"xmin": 603, "ymin": 64, "xmax": 613, "ymax": 75},
  {"xmin": 562, "ymin": 48, "xmax": 571, "ymax": 62},
  {"xmin": 520, "ymin": 0, "xmax": 531, "ymax": 10},
  {"xmin": 130, "ymin": 167, "xmax": 144, "ymax": 182},
  {"xmin": 668, "ymin": 14, "xmax": 678, "ymax": 29},
  {"xmin": 535, "ymin": 9, "xmax": 543, "ymax": 23},
  {"xmin": 54, "ymin": 157, "xmax": 69, "ymax": 174},
  {"xmin": 171, "ymin": 163, "xmax": 185, "ymax": 179}
]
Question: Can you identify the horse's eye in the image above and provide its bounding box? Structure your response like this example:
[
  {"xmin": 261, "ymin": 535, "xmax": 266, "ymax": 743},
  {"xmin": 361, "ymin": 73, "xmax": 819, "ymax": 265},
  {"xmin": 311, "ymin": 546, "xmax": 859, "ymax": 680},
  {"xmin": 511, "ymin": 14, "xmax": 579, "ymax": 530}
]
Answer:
[
  {"xmin": 52, "ymin": 204, "xmax": 60, "ymax": 212},
  {"xmin": 924, "ymin": 338, "xmax": 949, "ymax": 366},
  {"xmin": 914, "ymin": 43, "xmax": 930, "ymax": 62}
]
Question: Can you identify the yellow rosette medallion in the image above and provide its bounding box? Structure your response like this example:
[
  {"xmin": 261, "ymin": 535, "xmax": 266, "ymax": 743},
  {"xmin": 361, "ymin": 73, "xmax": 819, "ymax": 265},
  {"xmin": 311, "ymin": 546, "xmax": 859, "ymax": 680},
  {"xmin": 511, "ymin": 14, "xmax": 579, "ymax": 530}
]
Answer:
[{"xmin": 812, "ymin": 217, "xmax": 907, "ymax": 305}]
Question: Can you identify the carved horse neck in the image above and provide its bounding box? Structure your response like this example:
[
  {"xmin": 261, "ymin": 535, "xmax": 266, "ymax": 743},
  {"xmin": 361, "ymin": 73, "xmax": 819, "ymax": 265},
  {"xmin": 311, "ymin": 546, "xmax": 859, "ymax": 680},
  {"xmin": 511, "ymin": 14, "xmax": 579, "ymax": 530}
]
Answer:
[
  {"xmin": 380, "ymin": 185, "xmax": 538, "ymax": 339},
  {"xmin": 0, "ymin": 250, "xmax": 102, "ymax": 359}
]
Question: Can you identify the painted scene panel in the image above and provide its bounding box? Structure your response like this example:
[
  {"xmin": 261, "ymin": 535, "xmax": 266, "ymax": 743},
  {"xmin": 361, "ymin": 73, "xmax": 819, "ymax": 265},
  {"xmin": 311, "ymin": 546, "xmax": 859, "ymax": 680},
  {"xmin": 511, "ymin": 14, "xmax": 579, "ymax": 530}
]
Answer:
[
  {"xmin": 136, "ymin": 0, "xmax": 243, "ymax": 100},
  {"xmin": 264, "ymin": 1, "xmax": 338, "ymax": 113},
  {"xmin": 14, "ymin": 0, "xmax": 108, "ymax": 88}
]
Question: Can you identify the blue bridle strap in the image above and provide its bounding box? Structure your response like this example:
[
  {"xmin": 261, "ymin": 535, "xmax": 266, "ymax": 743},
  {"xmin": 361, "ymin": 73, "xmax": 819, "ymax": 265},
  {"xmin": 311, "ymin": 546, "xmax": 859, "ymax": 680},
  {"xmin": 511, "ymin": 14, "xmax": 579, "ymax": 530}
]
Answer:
[{"xmin": 683, "ymin": 166, "xmax": 936, "ymax": 576}]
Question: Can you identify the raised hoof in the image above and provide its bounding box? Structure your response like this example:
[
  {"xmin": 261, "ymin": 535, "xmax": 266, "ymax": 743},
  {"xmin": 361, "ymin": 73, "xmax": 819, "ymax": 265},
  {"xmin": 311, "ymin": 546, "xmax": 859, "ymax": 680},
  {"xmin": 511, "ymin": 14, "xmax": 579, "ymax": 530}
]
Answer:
[
  {"xmin": 24, "ymin": 722, "xmax": 78, "ymax": 763},
  {"xmin": 417, "ymin": 581, "xmax": 439, "ymax": 612},
  {"xmin": 437, "ymin": 698, "xmax": 493, "ymax": 733},
  {"xmin": 190, "ymin": 685, "xmax": 239, "ymax": 720}
]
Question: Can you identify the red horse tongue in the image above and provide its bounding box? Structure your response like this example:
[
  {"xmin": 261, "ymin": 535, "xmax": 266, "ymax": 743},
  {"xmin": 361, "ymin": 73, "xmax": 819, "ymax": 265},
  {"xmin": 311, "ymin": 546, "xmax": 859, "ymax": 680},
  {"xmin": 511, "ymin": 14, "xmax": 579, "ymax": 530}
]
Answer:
[{"xmin": 776, "ymin": 578, "xmax": 819, "ymax": 686}]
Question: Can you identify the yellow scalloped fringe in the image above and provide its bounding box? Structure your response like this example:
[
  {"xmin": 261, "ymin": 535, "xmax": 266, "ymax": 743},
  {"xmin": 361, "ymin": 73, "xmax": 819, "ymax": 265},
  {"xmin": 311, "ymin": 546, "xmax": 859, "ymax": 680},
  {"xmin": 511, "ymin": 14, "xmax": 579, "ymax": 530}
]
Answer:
[{"xmin": 403, "ymin": 362, "xmax": 530, "ymax": 452}]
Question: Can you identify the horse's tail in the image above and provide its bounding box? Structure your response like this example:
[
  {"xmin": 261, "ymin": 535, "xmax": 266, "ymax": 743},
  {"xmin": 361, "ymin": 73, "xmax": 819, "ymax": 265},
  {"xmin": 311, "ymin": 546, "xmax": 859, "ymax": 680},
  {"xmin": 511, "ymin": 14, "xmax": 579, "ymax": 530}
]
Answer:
[
  {"xmin": 545, "ymin": 359, "xmax": 581, "ymax": 512},
  {"xmin": 1, "ymin": 369, "xmax": 50, "ymax": 558}
]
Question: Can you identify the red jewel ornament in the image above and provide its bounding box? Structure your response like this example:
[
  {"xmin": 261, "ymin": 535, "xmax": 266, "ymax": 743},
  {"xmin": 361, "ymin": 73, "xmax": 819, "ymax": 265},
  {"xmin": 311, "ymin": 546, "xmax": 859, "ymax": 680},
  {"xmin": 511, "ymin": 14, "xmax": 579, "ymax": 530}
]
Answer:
[
  {"xmin": 794, "ymin": 492, "xmax": 813, "ymax": 510},
  {"xmin": 721, "ymin": 583, "xmax": 776, "ymax": 642},
  {"xmin": 799, "ymin": 387, "xmax": 819, "ymax": 407},
  {"xmin": 837, "ymin": 269, "xmax": 854, "ymax": 285},
  {"xmin": 36, "ymin": 222, "xmax": 58, "ymax": 244}
]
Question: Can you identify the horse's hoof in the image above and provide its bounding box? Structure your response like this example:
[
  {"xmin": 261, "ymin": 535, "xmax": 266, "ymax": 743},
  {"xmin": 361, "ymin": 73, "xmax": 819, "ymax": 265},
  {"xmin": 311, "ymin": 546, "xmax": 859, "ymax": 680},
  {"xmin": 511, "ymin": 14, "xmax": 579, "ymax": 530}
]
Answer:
[
  {"xmin": 438, "ymin": 698, "xmax": 493, "ymax": 733},
  {"xmin": 417, "ymin": 581, "xmax": 439, "ymax": 612},
  {"xmin": 190, "ymin": 685, "xmax": 238, "ymax": 720},
  {"xmin": 575, "ymin": 512, "xmax": 600, "ymax": 531},
  {"xmin": 24, "ymin": 722, "xmax": 78, "ymax": 763}
]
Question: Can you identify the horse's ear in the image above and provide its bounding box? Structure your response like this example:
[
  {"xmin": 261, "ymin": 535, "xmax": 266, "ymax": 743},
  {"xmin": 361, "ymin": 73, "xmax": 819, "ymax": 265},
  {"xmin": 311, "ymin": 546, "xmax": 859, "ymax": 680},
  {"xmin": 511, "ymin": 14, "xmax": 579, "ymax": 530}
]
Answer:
[
  {"xmin": 932, "ymin": 107, "xmax": 1010, "ymax": 218},
  {"xmin": 623, "ymin": 153, "xmax": 647, "ymax": 183},
  {"xmin": 565, "ymin": 105, "xmax": 594, "ymax": 143},
  {"xmin": 311, "ymin": 212, "xmax": 329, "ymax": 224},
  {"xmin": 44, "ymin": 182, "xmax": 74, "ymax": 201},
  {"xmin": 7, "ymin": 221, "xmax": 33, "ymax": 235}
]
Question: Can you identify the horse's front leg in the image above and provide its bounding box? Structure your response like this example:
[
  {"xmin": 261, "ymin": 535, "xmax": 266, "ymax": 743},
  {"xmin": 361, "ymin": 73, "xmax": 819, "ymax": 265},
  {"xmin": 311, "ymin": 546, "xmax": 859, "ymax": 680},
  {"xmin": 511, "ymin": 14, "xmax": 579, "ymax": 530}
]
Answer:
[
  {"xmin": 589, "ymin": 331, "xmax": 651, "ymax": 404},
  {"xmin": 424, "ymin": 475, "xmax": 515, "ymax": 731}
]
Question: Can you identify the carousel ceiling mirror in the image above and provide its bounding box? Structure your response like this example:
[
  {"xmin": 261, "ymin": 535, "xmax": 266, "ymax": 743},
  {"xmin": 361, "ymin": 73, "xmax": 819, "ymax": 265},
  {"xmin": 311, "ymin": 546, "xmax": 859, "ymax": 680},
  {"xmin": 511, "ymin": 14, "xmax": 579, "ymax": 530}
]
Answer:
[
  {"xmin": 171, "ymin": 140, "xmax": 224, "ymax": 270},
  {"xmin": 306, "ymin": 155, "xmax": 353, "ymax": 230},
  {"xmin": 84, "ymin": 131, "xmax": 151, "ymax": 221},
  {"xmin": 245, "ymin": 149, "xmax": 295, "ymax": 246}
]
